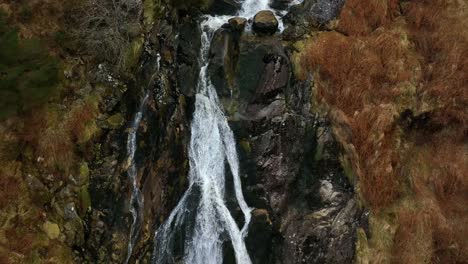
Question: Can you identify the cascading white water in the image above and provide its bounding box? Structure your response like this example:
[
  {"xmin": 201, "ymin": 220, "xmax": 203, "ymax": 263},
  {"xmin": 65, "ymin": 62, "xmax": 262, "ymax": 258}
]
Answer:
[
  {"xmin": 152, "ymin": 1, "xmax": 289, "ymax": 263},
  {"xmin": 125, "ymin": 54, "xmax": 161, "ymax": 263},
  {"xmin": 125, "ymin": 92, "xmax": 149, "ymax": 264}
]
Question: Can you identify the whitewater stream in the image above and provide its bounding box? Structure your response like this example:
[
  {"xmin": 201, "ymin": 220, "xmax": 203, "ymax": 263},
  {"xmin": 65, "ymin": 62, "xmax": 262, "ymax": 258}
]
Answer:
[{"xmin": 151, "ymin": 1, "xmax": 297, "ymax": 263}]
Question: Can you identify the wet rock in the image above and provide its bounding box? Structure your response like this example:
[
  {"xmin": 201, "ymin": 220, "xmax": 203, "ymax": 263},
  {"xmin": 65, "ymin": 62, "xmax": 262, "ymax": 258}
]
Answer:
[
  {"xmin": 208, "ymin": 25, "xmax": 242, "ymax": 97},
  {"xmin": 236, "ymin": 35, "xmax": 286, "ymax": 102},
  {"xmin": 177, "ymin": 18, "xmax": 202, "ymax": 97},
  {"xmin": 207, "ymin": 0, "xmax": 242, "ymax": 15},
  {"xmin": 246, "ymin": 209, "xmax": 274, "ymax": 264},
  {"xmin": 270, "ymin": 0, "xmax": 295, "ymax": 10},
  {"xmin": 229, "ymin": 17, "xmax": 248, "ymax": 32},
  {"xmin": 253, "ymin": 54, "xmax": 289, "ymax": 103},
  {"xmin": 253, "ymin": 11, "xmax": 279, "ymax": 36}
]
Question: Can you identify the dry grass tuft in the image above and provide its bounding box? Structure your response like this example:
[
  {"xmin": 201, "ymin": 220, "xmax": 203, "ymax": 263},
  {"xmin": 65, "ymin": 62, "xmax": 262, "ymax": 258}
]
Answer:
[
  {"xmin": 37, "ymin": 124, "xmax": 74, "ymax": 173},
  {"xmin": 300, "ymin": 0, "xmax": 468, "ymax": 261},
  {"xmin": 65, "ymin": 100, "xmax": 98, "ymax": 143},
  {"xmin": 4, "ymin": 228, "xmax": 35, "ymax": 255},
  {"xmin": 337, "ymin": 0, "xmax": 400, "ymax": 36},
  {"xmin": 0, "ymin": 175, "xmax": 20, "ymax": 209},
  {"xmin": 301, "ymin": 25, "xmax": 417, "ymax": 208}
]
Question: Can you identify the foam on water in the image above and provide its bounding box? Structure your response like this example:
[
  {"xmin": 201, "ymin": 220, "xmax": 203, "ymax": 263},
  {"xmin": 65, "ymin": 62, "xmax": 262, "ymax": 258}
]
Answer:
[{"xmin": 151, "ymin": 1, "xmax": 299, "ymax": 263}]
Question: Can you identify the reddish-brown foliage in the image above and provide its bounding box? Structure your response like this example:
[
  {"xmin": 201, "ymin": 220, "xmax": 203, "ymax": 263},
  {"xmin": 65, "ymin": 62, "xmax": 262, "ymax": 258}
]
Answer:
[
  {"xmin": 404, "ymin": 0, "xmax": 468, "ymax": 125},
  {"xmin": 37, "ymin": 125, "xmax": 74, "ymax": 173},
  {"xmin": 18, "ymin": 107, "xmax": 48, "ymax": 146},
  {"xmin": 301, "ymin": 0, "xmax": 467, "ymax": 211},
  {"xmin": 349, "ymin": 106, "xmax": 401, "ymax": 209},
  {"xmin": 0, "ymin": 176, "xmax": 20, "ymax": 209},
  {"xmin": 65, "ymin": 100, "xmax": 98, "ymax": 142},
  {"xmin": 301, "ymin": 27, "xmax": 417, "ymax": 208},
  {"xmin": 4, "ymin": 228, "xmax": 35, "ymax": 255},
  {"xmin": 337, "ymin": 0, "xmax": 400, "ymax": 36}
]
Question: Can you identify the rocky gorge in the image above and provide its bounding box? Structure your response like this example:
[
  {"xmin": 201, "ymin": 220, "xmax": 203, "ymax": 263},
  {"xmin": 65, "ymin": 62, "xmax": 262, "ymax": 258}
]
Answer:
[{"xmin": 0, "ymin": 0, "xmax": 466, "ymax": 263}]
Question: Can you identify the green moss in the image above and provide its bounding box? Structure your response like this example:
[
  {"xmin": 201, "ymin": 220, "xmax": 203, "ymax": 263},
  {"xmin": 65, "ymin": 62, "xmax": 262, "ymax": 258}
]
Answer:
[
  {"xmin": 239, "ymin": 139, "xmax": 251, "ymax": 153},
  {"xmin": 355, "ymin": 228, "xmax": 370, "ymax": 264},
  {"xmin": 291, "ymin": 40, "xmax": 308, "ymax": 80},
  {"xmin": 0, "ymin": 11, "xmax": 60, "ymax": 119},
  {"xmin": 78, "ymin": 186, "xmax": 91, "ymax": 215},
  {"xmin": 143, "ymin": 0, "xmax": 154, "ymax": 28},
  {"xmin": 106, "ymin": 113, "xmax": 125, "ymax": 129},
  {"xmin": 340, "ymin": 155, "xmax": 356, "ymax": 184},
  {"xmin": 124, "ymin": 36, "xmax": 145, "ymax": 72},
  {"xmin": 43, "ymin": 221, "xmax": 60, "ymax": 240},
  {"xmin": 314, "ymin": 141, "xmax": 324, "ymax": 161},
  {"xmin": 79, "ymin": 162, "xmax": 90, "ymax": 183}
]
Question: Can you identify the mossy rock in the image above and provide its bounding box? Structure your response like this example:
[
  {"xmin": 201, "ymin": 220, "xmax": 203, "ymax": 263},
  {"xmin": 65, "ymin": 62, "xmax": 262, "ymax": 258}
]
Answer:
[
  {"xmin": 105, "ymin": 113, "xmax": 125, "ymax": 129},
  {"xmin": 124, "ymin": 36, "xmax": 145, "ymax": 72},
  {"xmin": 79, "ymin": 186, "xmax": 91, "ymax": 216},
  {"xmin": 43, "ymin": 221, "xmax": 60, "ymax": 240}
]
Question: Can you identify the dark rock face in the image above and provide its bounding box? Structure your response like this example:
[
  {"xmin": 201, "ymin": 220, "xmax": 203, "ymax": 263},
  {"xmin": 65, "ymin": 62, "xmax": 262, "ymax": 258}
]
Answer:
[
  {"xmin": 207, "ymin": 23, "xmax": 244, "ymax": 97},
  {"xmin": 207, "ymin": 0, "xmax": 242, "ymax": 15},
  {"xmin": 283, "ymin": 0, "xmax": 345, "ymax": 39},
  {"xmin": 176, "ymin": 17, "xmax": 202, "ymax": 97},
  {"xmin": 206, "ymin": 17, "xmax": 367, "ymax": 263},
  {"xmin": 229, "ymin": 17, "xmax": 248, "ymax": 31},
  {"xmin": 270, "ymin": 0, "xmax": 295, "ymax": 10},
  {"xmin": 84, "ymin": 3, "xmax": 194, "ymax": 263},
  {"xmin": 87, "ymin": 2, "xmax": 364, "ymax": 263},
  {"xmin": 253, "ymin": 10, "xmax": 279, "ymax": 36}
]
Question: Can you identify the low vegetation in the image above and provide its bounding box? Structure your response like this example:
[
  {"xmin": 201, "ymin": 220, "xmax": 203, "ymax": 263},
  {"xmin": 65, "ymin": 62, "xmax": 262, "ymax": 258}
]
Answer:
[
  {"xmin": 0, "ymin": 11, "xmax": 60, "ymax": 119},
  {"xmin": 69, "ymin": 0, "xmax": 143, "ymax": 73},
  {"xmin": 300, "ymin": 0, "xmax": 467, "ymax": 262}
]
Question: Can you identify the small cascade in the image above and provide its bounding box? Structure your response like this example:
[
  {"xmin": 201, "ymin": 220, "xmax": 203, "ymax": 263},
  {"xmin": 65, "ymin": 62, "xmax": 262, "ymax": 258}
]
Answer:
[{"xmin": 125, "ymin": 54, "xmax": 161, "ymax": 263}]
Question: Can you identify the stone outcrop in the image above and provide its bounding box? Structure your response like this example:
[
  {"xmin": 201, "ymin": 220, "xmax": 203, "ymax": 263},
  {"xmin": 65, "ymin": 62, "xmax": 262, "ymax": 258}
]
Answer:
[
  {"xmin": 283, "ymin": 0, "xmax": 346, "ymax": 39},
  {"xmin": 253, "ymin": 10, "xmax": 279, "ymax": 36}
]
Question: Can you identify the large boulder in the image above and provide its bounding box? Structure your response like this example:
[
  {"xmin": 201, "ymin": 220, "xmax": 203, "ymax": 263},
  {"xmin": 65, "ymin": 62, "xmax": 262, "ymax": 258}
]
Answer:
[
  {"xmin": 228, "ymin": 17, "xmax": 247, "ymax": 32},
  {"xmin": 283, "ymin": 0, "xmax": 346, "ymax": 39},
  {"xmin": 252, "ymin": 10, "xmax": 279, "ymax": 36},
  {"xmin": 207, "ymin": 20, "xmax": 245, "ymax": 97}
]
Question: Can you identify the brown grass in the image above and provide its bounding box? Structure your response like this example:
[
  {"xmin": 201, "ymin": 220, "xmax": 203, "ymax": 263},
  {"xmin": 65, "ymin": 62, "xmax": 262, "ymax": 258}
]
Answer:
[
  {"xmin": 404, "ymin": 0, "xmax": 468, "ymax": 125},
  {"xmin": 337, "ymin": 0, "xmax": 400, "ymax": 36},
  {"xmin": 301, "ymin": 0, "xmax": 467, "ymax": 209},
  {"xmin": 65, "ymin": 100, "xmax": 98, "ymax": 142},
  {"xmin": 37, "ymin": 124, "xmax": 74, "ymax": 173},
  {"xmin": 4, "ymin": 228, "xmax": 35, "ymax": 255},
  {"xmin": 301, "ymin": 0, "xmax": 468, "ymax": 261},
  {"xmin": 301, "ymin": 24, "xmax": 418, "ymax": 208},
  {"xmin": 0, "ymin": 176, "xmax": 20, "ymax": 209}
]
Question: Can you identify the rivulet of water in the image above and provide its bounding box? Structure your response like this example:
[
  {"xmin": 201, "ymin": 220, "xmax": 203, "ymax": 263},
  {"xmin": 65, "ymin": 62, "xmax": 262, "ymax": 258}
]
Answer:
[{"xmin": 125, "ymin": 53, "xmax": 161, "ymax": 263}]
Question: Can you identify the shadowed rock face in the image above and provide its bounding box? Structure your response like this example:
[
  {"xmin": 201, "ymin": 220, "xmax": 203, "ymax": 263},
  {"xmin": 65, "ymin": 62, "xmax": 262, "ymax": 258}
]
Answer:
[
  {"xmin": 205, "ymin": 13, "xmax": 366, "ymax": 263},
  {"xmin": 86, "ymin": 1, "xmax": 362, "ymax": 263},
  {"xmin": 270, "ymin": 0, "xmax": 295, "ymax": 10},
  {"xmin": 207, "ymin": 0, "xmax": 242, "ymax": 15}
]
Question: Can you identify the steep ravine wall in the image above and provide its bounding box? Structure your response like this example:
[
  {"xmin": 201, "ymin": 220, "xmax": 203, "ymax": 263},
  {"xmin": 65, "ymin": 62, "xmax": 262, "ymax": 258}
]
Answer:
[{"xmin": 6, "ymin": 0, "xmax": 450, "ymax": 263}]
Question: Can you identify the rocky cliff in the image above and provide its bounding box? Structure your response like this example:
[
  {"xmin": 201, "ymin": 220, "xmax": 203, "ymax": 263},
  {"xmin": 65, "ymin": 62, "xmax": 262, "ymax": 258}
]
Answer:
[{"xmin": 0, "ymin": 0, "xmax": 466, "ymax": 263}]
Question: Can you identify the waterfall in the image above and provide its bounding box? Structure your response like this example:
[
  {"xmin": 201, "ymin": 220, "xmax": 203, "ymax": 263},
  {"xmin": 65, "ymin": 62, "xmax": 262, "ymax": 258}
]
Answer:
[
  {"xmin": 152, "ymin": 1, "xmax": 288, "ymax": 263},
  {"xmin": 152, "ymin": 29, "xmax": 252, "ymax": 264},
  {"xmin": 125, "ymin": 54, "xmax": 161, "ymax": 263}
]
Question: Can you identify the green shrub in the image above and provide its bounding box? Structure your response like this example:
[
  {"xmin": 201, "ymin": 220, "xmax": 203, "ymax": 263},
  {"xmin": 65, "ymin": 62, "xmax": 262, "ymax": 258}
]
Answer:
[{"xmin": 0, "ymin": 12, "xmax": 60, "ymax": 119}]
